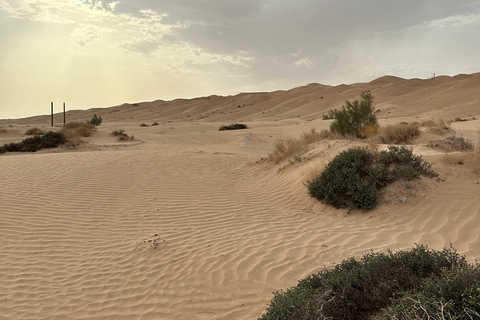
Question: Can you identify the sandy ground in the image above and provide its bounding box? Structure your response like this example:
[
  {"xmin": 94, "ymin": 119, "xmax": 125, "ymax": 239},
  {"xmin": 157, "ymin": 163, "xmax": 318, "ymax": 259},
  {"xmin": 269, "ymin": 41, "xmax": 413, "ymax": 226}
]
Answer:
[{"xmin": 1, "ymin": 73, "xmax": 480, "ymax": 319}]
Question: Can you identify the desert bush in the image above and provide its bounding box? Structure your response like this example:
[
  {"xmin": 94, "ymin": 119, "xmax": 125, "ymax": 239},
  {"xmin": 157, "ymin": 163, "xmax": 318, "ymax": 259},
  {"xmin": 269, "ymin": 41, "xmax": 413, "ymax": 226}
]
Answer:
[
  {"xmin": 259, "ymin": 245, "xmax": 471, "ymax": 320},
  {"xmin": 378, "ymin": 123, "xmax": 421, "ymax": 144},
  {"xmin": 0, "ymin": 128, "xmax": 7, "ymax": 133},
  {"xmin": 218, "ymin": 123, "xmax": 248, "ymax": 131},
  {"xmin": 60, "ymin": 122, "xmax": 95, "ymax": 139},
  {"xmin": 386, "ymin": 266, "xmax": 480, "ymax": 319},
  {"xmin": 140, "ymin": 123, "xmax": 149, "ymax": 127},
  {"xmin": 1, "ymin": 131, "xmax": 65, "ymax": 152},
  {"xmin": 329, "ymin": 91, "xmax": 379, "ymax": 138},
  {"xmin": 306, "ymin": 146, "xmax": 437, "ymax": 210},
  {"xmin": 151, "ymin": 122, "xmax": 160, "ymax": 126},
  {"xmin": 25, "ymin": 127, "xmax": 46, "ymax": 135},
  {"xmin": 421, "ymin": 119, "xmax": 451, "ymax": 135},
  {"xmin": 0, "ymin": 146, "xmax": 5, "ymax": 153},
  {"xmin": 87, "ymin": 113, "xmax": 103, "ymax": 126}
]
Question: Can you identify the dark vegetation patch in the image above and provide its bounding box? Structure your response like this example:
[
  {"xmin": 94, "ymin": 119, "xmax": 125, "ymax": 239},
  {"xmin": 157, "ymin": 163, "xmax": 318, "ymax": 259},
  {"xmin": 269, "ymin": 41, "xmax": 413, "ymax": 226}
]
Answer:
[
  {"xmin": 259, "ymin": 245, "xmax": 480, "ymax": 320},
  {"xmin": 218, "ymin": 123, "xmax": 248, "ymax": 131},
  {"xmin": 306, "ymin": 146, "xmax": 438, "ymax": 210},
  {"xmin": 25, "ymin": 127, "xmax": 46, "ymax": 135},
  {"xmin": 0, "ymin": 131, "xmax": 65, "ymax": 153}
]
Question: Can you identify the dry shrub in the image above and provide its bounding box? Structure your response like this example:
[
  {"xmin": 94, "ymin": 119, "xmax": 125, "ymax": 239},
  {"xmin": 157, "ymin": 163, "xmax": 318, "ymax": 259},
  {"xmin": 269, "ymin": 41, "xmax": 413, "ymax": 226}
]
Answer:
[
  {"xmin": 25, "ymin": 127, "xmax": 46, "ymax": 135},
  {"xmin": 269, "ymin": 129, "xmax": 344, "ymax": 164},
  {"xmin": 359, "ymin": 123, "xmax": 379, "ymax": 138},
  {"xmin": 421, "ymin": 119, "xmax": 452, "ymax": 135},
  {"xmin": 378, "ymin": 123, "xmax": 421, "ymax": 144},
  {"xmin": 111, "ymin": 129, "xmax": 134, "ymax": 141},
  {"xmin": 474, "ymin": 131, "xmax": 480, "ymax": 174},
  {"xmin": 140, "ymin": 123, "xmax": 149, "ymax": 127},
  {"xmin": 0, "ymin": 128, "xmax": 7, "ymax": 133},
  {"xmin": 269, "ymin": 138, "xmax": 307, "ymax": 164},
  {"xmin": 427, "ymin": 135, "xmax": 474, "ymax": 152},
  {"xmin": 151, "ymin": 122, "xmax": 159, "ymax": 126},
  {"xmin": 60, "ymin": 122, "xmax": 95, "ymax": 139}
]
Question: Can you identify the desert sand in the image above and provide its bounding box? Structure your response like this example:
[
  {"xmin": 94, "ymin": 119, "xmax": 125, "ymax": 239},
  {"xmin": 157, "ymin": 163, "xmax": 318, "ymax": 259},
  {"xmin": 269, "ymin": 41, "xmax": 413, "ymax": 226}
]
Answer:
[{"xmin": 1, "ymin": 73, "xmax": 480, "ymax": 319}]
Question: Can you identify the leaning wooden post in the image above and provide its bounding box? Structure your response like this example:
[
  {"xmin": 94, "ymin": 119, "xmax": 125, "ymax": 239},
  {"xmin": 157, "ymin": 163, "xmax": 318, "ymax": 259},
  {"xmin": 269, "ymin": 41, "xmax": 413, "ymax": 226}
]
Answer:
[
  {"xmin": 51, "ymin": 102, "xmax": 54, "ymax": 127},
  {"xmin": 63, "ymin": 102, "xmax": 66, "ymax": 126}
]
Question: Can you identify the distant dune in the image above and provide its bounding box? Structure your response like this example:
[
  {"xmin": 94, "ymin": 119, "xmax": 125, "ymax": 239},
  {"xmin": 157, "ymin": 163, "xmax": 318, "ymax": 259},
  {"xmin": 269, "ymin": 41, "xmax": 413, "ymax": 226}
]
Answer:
[{"xmin": 1, "ymin": 72, "xmax": 479, "ymax": 319}]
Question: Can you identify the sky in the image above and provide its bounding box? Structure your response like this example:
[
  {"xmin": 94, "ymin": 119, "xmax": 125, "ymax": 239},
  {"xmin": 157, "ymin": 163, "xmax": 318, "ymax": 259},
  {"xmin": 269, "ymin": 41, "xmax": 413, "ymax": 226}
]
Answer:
[{"xmin": 1, "ymin": 0, "xmax": 480, "ymax": 119}]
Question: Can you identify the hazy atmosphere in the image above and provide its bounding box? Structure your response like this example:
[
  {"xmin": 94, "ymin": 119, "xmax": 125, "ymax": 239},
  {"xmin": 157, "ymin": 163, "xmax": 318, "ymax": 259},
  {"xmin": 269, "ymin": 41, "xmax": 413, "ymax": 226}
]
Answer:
[{"xmin": 1, "ymin": 0, "xmax": 480, "ymax": 119}]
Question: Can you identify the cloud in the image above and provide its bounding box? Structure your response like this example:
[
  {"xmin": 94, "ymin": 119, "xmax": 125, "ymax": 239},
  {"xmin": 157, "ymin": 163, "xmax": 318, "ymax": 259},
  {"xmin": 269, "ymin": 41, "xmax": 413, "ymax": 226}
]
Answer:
[
  {"xmin": 294, "ymin": 57, "xmax": 313, "ymax": 69},
  {"xmin": 420, "ymin": 14, "xmax": 480, "ymax": 28},
  {"xmin": 72, "ymin": 24, "xmax": 102, "ymax": 46}
]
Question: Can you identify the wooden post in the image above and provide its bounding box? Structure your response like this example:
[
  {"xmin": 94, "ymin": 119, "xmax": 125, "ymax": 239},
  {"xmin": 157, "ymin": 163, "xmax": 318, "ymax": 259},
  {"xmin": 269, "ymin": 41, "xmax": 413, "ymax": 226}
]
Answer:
[
  {"xmin": 63, "ymin": 102, "xmax": 66, "ymax": 126},
  {"xmin": 51, "ymin": 102, "xmax": 54, "ymax": 127}
]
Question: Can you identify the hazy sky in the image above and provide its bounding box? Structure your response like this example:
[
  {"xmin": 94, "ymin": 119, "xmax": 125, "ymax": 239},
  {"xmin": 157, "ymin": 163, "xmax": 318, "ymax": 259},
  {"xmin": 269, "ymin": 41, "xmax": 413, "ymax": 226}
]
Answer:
[{"xmin": 1, "ymin": 0, "xmax": 480, "ymax": 119}]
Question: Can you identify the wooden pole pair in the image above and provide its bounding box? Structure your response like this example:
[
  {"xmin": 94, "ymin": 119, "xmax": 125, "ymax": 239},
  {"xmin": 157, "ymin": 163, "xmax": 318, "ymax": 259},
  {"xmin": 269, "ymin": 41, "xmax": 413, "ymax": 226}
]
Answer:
[{"xmin": 51, "ymin": 102, "xmax": 66, "ymax": 127}]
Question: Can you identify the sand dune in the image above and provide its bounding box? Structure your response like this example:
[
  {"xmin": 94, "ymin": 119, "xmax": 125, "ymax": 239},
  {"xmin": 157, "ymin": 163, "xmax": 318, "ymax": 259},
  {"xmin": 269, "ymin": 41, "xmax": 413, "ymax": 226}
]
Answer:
[{"xmin": 1, "ymin": 73, "xmax": 480, "ymax": 319}]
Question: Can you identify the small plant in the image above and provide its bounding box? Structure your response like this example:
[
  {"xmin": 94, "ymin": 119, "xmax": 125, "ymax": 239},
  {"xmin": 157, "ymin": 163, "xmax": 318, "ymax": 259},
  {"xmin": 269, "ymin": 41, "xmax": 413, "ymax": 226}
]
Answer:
[
  {"xmin": 306, "ymin": 146, "xmax": 437, "ymax": 210},
  {"xmin": 329, "ymin": 91, "xmax": 379, "ymax": 138},
  {"xmin": 25, "ymin": 127, "xmax": 46, "ymax": 135},
  {"xmin": 218, "ymin": 123, "xmax": 248, "ymax": 131},
  {"xmin": 140, "ymin": 123, "xmax": 149, "ymax": 127},
  {"xmin": 87, "ymin": 113, "xmax": 103, "ymax": 126},
  {"xmin": 151, "ymin": 122, "xmax": 160, "ymax": 126},
  {"xmin": 111, "ymin": 129, "xmax": 134, "ymax": 141},
  {"xmin": 0, "ymin": 128, "xmax": 7, "ymax": 133},
  {"xmin": 1, "ymin": 131, "xmax": 65, "ymax": 152}
]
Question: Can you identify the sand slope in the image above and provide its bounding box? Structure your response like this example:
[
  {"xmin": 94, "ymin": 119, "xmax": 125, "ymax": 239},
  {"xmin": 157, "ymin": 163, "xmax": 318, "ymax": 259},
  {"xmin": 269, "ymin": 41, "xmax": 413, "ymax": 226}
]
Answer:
[{"xmin": 1, "ymin": 73, "xmax": 480, "ymax": 319}]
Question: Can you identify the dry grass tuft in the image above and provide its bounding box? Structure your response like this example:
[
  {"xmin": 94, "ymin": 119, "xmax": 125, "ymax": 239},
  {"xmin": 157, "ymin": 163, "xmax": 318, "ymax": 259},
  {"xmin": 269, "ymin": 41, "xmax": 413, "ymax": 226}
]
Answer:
[
  {"xmin": 151, "ymin": 122, "xmax": 160, "ymax": 126},
  {"xmin": 60, "ymin": 122, "xmax": 95, "ymax": 139},
  {"xmin": 0, "ymin": 128, "xmax": 7, "ymax": 133},
  {"xmin": 269, "ymin": 129, "xmax": 343, "ymax": 164},
  {"xmin": 473, "ymin": 131, "xmax": 480, "ymax": 174},
  {"xmin": 359, "ymin": 123, "xmax": 379, "ymax": 138},
  {"xmin": 25, "ymin": 127, "xmax": 46, "ymax": 135},
  {"xmin": 269, "ymin": 138, "xmax": 307, "ymax": 164},
  {"xmin": 377, "ymin": 123, "xmax": 421, "ymax": 144},
  {"xmin": 140, "ymin": 123, "xmax": 149, "ymax": 127}
]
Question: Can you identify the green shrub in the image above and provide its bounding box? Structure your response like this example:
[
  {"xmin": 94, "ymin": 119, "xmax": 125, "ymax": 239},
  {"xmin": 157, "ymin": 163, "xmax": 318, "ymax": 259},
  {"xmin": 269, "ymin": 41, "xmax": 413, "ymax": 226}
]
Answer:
[
  {"xmin": 322, "ymin": 109, "xmax": 336, "ymax": 120},
  {"xmin": 387, "ymin": 266, "xmax": 480, "ymax": 319},
  {"xmin": 87, "ymin": 113, "xmax": 103, "ymax": 126},
  {"xmin": 329, "ymin": 91, "xmax": 378, "ymax": 138},
  {"xmin": 259, "ymin": 245, "xmax": 471, "ymax": 320},
  {"xmin": 219, "ymin": 123, "xmax": 248, "ymax": 131},
  {"xmin": 1, "ymin": 131, "xmax": 65, "ymax": 152},
  {"xmin": 305, "ymin": 146, "xmax": 437, "ymax": 210}
]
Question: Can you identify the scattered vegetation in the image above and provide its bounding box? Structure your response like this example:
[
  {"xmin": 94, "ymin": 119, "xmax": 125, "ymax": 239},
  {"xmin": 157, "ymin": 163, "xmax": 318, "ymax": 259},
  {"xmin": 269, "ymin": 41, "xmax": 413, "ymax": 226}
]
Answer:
[
  {"xmin": 306, "ymin": 146, "xmax": 438, "ymax": 210},
  {"xmin": 140, "ymin": 123, "xmax": 149, "ymax": 127},
  {"xmin": 218, "ymin": 123, "xmax": 248, "ymax": 131},
  {"xmin": 259, "ymin": 245, "xmax": 480, "ymax": 320},
  {"xmin": 87, "ymin": 113, "xmax": 103, "ymax": 126},
  {"xmin": 60, "ymin": 122, "xmax": 95, "ymax": 139},
  {"xmin": 111, "ymin": 129, "xmax": 134, "ymax": 141},
  {"xmin": 428, "ymin": 135, "xmax": 474, "ymax": 152},
  {"xmin": 25, "ymin": 127, "xmax": 46, "ymax": 135},
  {"xmin": 0, "ymin": 131, "xmax": 65, "ymax": 153},
  {"xmin": 151, "ymin": 122, "xmax": 160, "ymax": 126},
  {"xmin": 329, "ymin": 91, "xmax": 379, "ymax": 138}
]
